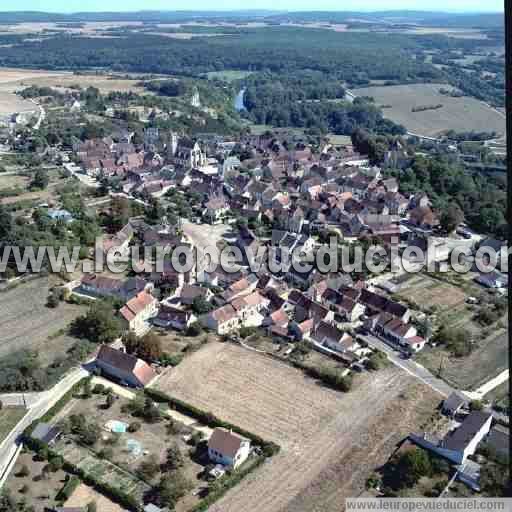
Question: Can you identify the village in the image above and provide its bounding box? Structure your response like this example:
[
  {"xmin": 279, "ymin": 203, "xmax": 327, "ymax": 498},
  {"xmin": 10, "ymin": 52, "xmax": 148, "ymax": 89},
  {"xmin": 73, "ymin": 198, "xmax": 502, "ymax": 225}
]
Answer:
[{"xmin": 0, "ymin": 71, "xmax": 508, "ymax": 511}]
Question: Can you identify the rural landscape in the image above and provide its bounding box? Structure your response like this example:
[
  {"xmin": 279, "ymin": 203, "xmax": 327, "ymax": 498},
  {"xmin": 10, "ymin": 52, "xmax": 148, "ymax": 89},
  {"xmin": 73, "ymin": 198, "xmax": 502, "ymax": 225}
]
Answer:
[{"xmin": 0, "ymin": 5, "xmax": 509, "ymax": 512}]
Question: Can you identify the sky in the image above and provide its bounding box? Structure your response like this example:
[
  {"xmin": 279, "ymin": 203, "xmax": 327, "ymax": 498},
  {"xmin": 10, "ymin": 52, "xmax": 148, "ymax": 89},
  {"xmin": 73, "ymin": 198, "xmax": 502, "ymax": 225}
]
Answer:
[{"xmin": 0, "ymin": 1, "xmax": 504, "ymax": 13}]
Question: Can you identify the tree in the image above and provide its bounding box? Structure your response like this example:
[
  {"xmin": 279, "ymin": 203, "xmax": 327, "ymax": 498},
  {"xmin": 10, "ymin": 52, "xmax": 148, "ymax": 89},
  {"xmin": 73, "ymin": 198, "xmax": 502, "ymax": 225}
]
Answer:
[
  {"xmin": 71, "ymin": 301, "xmax": 122, "ymax": 343},
  {"xmin": 154, "ymin": 469, "xmax": 193, "ymax": 509},
  {"xmin": 163, "ymin": 443, "xmax": 185, "ymax": 471},
  {"xmin": 46, "ymin": 293, "xmax": 60, "ymax": 308},
  {"xmin": 87, "ymin": 502, "xmax": 97, "ymax": 512},
  {"xmin": 440, "ymin": 204, "xmax": 464, "ymax": 233},
  {"xmin": 105, "ymin": 391, "xmax": 115, "ymax": 409},
  {"xmin": 17, "ymin": 465, "xmax": 30, "ymax": 477},
  {"xmin": 138, "ymin": 332, "xmax": 163, "ymax": 361},
  {"xmin": 469, "ymin": 400, "xmax": 483, "ymax": 411},
  {"xmin": 124, "ymin": 332, "xmax": 162, "ymax": 362},
  {"xmin": 138, "ymin": 455, "xmax": 160, "ymax": 480},
  {"xmin": 141, "ymin": 397, "xmax": 161, "ymax": 423},
  {"xmin": 49, "ymin": 456, "xmax": 63, "ymax": 472},
  {"xmin": 29, "ymin": 169, "xmax": 49, "ymax": 190},
  {"xmin": 395, "ymin": 448, "xmax": 432, "ymax": 488},
  {"xmin": 191, "ymin": 295, "xmax": 213, "ymax": 315},
  {"xmin": 82, "ymin": 376, "xmax": 92, "ymax": 398},
  {"xmin": 0, "ymin": 204, "xmax": 13, "ymax": 241}
]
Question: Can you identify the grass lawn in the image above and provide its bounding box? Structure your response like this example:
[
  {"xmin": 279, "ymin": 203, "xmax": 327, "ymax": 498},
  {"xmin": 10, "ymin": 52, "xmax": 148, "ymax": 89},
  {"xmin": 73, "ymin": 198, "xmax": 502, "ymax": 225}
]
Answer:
[
  {"xmin": 206, "ymin": 70, "xmax": 253, "ymax": 82},
  {"xmin": 0, "ymin": 407, "xmax": 26, "ymax": 444},
  {"xmin": 415, "ymin": 327, "xmax": 508, "ymax": 391},
  {"xmin": 326, "ymin": 134, "xmax": 352, "ymax": 145}
]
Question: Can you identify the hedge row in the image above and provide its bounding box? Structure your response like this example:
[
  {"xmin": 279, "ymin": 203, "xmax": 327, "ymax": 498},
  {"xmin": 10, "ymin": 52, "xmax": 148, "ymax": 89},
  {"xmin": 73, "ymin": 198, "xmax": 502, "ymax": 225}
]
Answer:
[
  {"xmin": 23, "ymin": 377, "xmax": 87, "ymax": 438},
  {"xmin": 55, "ymin": 475, "xmax": 80, "ymax": 501},
  {"xmin": 145, "ymin": 388, "xmax": 280, "ymax": 457},
  {"xmin": 24, "ymin": 435, "xmax": 142, "ymax": 512},
  {"xmin": 189, "ymin": 456, "xmax": 266, "ymax": 512}
]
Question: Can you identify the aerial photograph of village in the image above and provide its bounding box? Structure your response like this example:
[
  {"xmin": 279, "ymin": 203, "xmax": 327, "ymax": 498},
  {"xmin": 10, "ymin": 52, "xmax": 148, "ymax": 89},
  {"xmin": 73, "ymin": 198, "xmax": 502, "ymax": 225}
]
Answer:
[{"xmin": 0, "ymin": 1, "xmax": 509, "ymax": 511}]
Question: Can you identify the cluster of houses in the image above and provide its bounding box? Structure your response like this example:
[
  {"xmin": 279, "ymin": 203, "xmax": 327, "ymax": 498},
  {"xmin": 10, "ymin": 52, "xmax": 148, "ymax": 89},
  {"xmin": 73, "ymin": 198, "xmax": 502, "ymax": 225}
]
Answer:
[
  {"xmin": 65, "ymin": 131, "xmax": 454, "ymax": 379},
  {"xmin": 406, "ymin": 391, "xmax": 509, "ymax": 492}
]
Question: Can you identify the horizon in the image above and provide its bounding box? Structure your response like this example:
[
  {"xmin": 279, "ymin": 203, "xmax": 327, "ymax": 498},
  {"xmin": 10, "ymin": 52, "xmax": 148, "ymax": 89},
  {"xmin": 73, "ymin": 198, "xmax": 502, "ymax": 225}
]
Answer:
[{"xmin": 0, "ymin": 5, "xmax": 504, "ymax": 14}]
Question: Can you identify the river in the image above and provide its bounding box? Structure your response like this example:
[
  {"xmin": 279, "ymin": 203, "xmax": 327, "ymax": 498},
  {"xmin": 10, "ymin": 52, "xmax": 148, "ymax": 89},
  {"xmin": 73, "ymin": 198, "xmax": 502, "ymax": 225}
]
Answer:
[{"xmin": 234, "ymin": 88, "xmax": 246, "ymax": 111}]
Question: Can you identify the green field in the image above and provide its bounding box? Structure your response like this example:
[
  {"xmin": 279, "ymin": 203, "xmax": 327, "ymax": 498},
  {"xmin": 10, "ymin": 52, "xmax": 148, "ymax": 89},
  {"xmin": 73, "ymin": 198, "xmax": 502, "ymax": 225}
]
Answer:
[
  {"xmin": 0, "ymin": 407, "xmax": 26, "ymax": 444},
  {"xmin": 206, "ymin": 70, "xmax": 254, "ymax": 82},
  {"xmin": 415, "ymin": 328, "xmax": 508, "ymax": 391},
  {"xmin": 352, "ymin": 83, "xmax": 506, "ymax": 138}
]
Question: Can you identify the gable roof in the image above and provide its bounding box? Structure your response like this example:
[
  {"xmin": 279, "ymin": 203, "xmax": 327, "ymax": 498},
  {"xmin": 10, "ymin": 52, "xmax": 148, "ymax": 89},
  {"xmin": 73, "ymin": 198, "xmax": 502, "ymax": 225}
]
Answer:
[
  {"xmin": 32, "ymin": 422, "xmax": 61, "ymax": 444},
  {"xmin": 442, "ymin": 411, "xmax": 492, "ymax": 452},
  {"xmin": 97, "ymin": 345, "xmax": 156, "ymax": 385},
  {"xmin": 120, "ymin": 291, "xmax": 156, "ymax": 322},
  {"xmin": 208, "ymin": 427, "xmax": 248, "ymax": 458}
]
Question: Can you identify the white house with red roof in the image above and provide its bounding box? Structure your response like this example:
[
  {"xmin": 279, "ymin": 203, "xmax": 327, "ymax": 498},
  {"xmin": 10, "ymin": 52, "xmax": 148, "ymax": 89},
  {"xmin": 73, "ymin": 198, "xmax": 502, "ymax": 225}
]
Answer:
[
  {"xmin": 120, "ymin": 291, "xmax": 159, "ymax": 335},
  {"xmin": 95, "ymin": 345, "xmax": 156, "ymax": 388},
  {"xmin": 207, "ymin": 428, "xmax": 251, "ymax": 469}
]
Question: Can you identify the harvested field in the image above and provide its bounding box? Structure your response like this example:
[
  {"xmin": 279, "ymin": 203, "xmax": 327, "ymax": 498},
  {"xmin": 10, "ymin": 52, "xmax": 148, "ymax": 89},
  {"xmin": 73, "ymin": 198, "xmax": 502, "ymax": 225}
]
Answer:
[
  {"xmin": 352, "ymin": 83, "xmax": 506, "ymax": 138},
  {"xmin": 0, "ymin": 67, "xmax": 70, "ymax": 118},
  {"xmin": 0, "ymin": 67, "xmax": 151, "ymax": 118},
  {"xmin": 154, "ymin": 342, "xmax": 442, "ymax": 511},
  {"xmin": 65, "ymin": 484, "xmax": 129, "ymax": 512},
  {"xmin": 14, "ymin": 74, "xmax": 149, "ymax": 95},
  {"xmin": 0, "ymin": 277, "xmax": 86, "ymax": 363}
]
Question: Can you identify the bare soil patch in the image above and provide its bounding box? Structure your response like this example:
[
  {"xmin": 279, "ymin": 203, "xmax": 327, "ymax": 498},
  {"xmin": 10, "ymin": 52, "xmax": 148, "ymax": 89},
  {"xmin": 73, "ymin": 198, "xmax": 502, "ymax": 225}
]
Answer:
[
  {"xmin": 65, "ymin": 484, "xmax": 129, "ymax": 512},
  {"xmin": 155, "ymin": 342, "xmax": 442, "ymax": 512}
]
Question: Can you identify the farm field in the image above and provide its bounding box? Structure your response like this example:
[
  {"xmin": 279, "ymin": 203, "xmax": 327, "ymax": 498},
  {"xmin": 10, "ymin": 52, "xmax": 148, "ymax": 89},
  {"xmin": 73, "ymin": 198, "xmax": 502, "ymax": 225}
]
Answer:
[
  {"xmin": 0, "ymin": 67, "xmax": 71, "ymax": 118},
  {"xmin": 154, "ymin": 341, "xmax": 442, "ymax": 512},
  {"xmin": 0, "ymin": 277, "xmax": 87, "ymax": 363},
  {"xmin": 352, "ymin": 83, "xmax": 506, "ymax": 138},
  {"xmin": 416, "ymin": 328, "xmax": 508, "ymax": 392},
  {"xmin": 206, "ymin": 70, "xmax": 254, "ymax": 81},
  {"xmin": 64, "ymin": 484, "xmax": 129, "ymax": 512},
  {"xmin": 0, "ymin": 73, "xmax": 149, "ymax": 97},
  {"xmin": 0, "ymin": 407, "xmax": 26, "ymax": 444}
]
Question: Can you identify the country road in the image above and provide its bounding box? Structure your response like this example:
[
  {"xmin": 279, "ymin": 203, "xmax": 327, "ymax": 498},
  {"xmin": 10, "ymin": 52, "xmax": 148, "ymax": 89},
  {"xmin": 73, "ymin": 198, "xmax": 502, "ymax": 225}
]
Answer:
[
  {"xmin": 0, "ymin": 367, "xmax": 88, "ymax": 488},
  {"xmin": 358, "ymin": 333, "xmax": 509, "ymax": 422}
]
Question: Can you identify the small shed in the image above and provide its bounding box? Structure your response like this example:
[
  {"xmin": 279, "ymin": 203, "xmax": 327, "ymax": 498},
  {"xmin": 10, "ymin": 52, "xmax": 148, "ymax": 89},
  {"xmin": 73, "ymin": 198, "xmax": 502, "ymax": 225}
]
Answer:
[
  {"xmin": 32, "ymin": 422, "xmax": 61, "ymax": 445},
  {"xmin": 442, "ymin": 392, "xmax": 468, "ymax": 417}
]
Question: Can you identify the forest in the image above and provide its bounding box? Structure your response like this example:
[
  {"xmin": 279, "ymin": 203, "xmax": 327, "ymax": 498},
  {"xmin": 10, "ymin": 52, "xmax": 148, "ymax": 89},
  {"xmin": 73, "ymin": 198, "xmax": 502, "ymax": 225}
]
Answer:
[
  {"xmin": 0, "ymin": 28, "xmax": 444, "ymax": 81},
  {"xmin": 387, "ymin": 156, "xmax": 507, "ymax": 238}
]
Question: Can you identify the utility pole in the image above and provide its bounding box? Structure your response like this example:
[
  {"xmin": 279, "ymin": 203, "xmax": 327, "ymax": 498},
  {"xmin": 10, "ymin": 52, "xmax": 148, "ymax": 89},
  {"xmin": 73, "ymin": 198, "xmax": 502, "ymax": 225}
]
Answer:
[{"xmin": 437, "ymin": 354, "xmax": 444, "ymax": 378}]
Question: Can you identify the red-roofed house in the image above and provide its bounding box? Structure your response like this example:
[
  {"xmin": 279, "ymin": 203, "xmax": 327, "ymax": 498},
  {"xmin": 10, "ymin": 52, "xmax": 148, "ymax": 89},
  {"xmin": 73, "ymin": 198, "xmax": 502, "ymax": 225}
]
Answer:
[
  {"xmin": 95, "ymin": 345, "xmax": 156, "ymax": 388},
  {"xmin": 207, "ymin": 428, "xmax": 251, "ymax": 469},
  {"xmin": 120, "ymin": 291, "xmax": 159, "ymax": 335}
]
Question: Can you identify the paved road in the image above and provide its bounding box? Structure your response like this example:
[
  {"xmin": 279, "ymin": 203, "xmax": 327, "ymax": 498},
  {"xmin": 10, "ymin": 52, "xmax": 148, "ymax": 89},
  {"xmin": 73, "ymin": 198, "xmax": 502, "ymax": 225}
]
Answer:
[
  {"xmin": 358, "ymin": 333, "xmax": 455, "ymax": 397},
  {"xmin": 0, "ymin": 393, "xmax": 42, "ymax": 408},
  {"xmin": 359, "ymin": 333, "xmax": 510, "ymax": 423},
  {"xmin": 0, "ymin": 367, "xmax": 88, "ymax": 488},
  {"xmin": 465, "ymin": 369, "xmax": 509, "ymax": 400}
]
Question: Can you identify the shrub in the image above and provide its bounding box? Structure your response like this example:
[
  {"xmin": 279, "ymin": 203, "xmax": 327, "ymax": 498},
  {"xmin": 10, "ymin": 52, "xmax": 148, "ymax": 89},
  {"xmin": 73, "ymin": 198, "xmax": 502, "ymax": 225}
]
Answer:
[
  {"xmin": 128, "ymin": 421, "xmax": 141, "ymax": 433},
  {"xmin": 56, "ymin": 475, "xmax": 80, "ymax": 501},
  {"xmin": 92, "ymin": 383, "xmax": 105, "ymax": 394}
]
